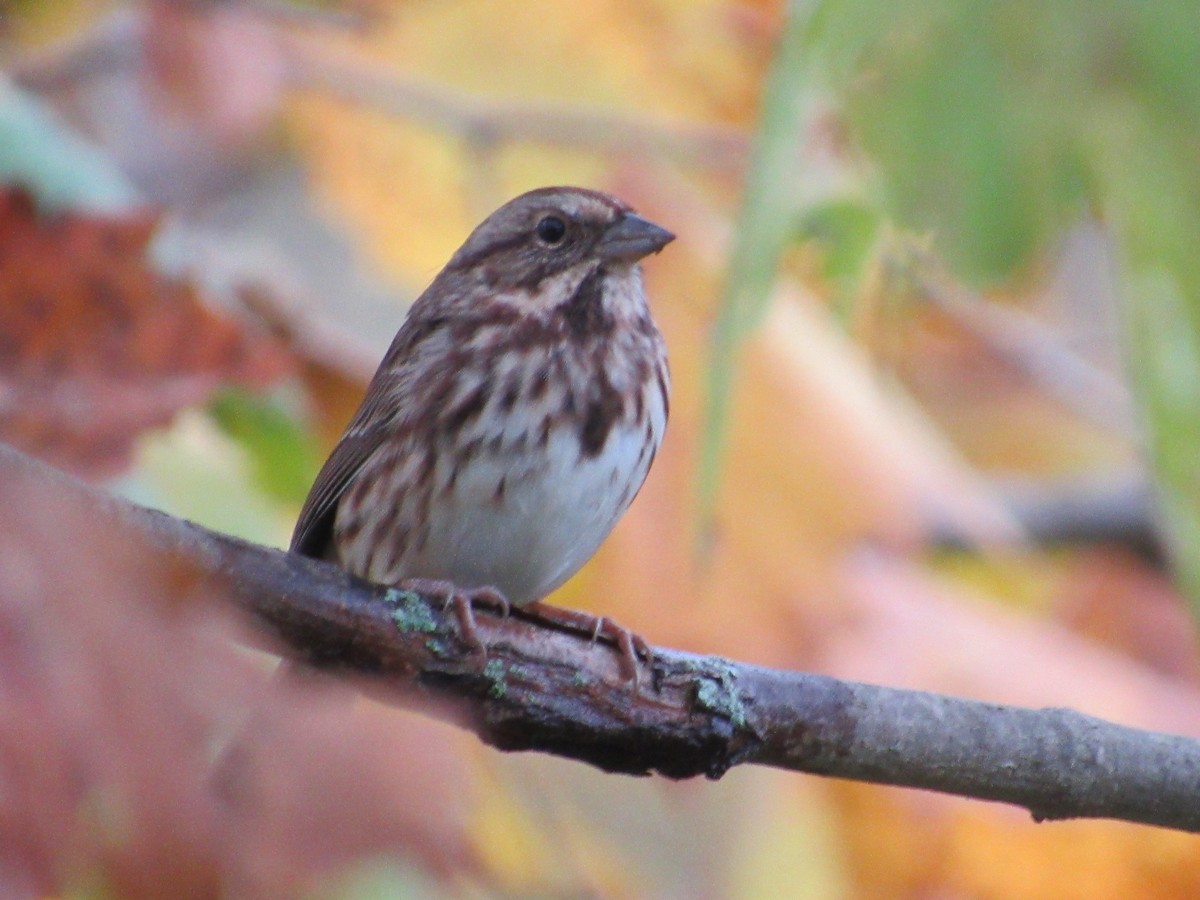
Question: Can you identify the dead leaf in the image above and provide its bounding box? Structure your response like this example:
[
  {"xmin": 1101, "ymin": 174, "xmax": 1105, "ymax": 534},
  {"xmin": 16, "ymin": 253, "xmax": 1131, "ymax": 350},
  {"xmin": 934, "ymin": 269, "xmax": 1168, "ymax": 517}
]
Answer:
[{"xmin": 0, "ymin": 186, "xmax": 292, "ymax": 477}]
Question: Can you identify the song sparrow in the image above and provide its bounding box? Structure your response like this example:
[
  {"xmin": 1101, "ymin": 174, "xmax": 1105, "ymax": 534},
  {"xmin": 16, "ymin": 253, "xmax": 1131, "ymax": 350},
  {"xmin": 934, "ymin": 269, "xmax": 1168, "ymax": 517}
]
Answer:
[{"xmin": 291, "ymin": 186, "xmax": 673, "ymax": 679}]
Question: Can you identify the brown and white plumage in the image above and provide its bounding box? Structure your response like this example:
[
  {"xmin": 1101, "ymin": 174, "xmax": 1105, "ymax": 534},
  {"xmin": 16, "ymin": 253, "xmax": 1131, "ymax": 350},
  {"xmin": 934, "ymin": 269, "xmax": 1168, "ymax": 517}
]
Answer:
[{"xmin": 291, "ymin": 187, "xmax": 672, "ymax": 616}]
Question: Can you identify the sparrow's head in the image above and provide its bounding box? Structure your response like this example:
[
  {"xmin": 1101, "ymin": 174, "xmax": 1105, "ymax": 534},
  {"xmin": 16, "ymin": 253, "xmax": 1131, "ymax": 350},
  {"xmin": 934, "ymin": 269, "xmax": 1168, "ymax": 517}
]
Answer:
[{"xmin": 445, "ymin": 186, "xmax": 674, "ymax": 296}]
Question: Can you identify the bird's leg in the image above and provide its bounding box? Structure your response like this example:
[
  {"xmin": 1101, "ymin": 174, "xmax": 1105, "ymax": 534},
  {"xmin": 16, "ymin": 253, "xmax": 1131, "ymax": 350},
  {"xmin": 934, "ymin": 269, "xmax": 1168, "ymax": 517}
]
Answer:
[
  {"xmin": 522, "ymin": 601, "xmax": 651, "ymax": 684},
  {"xmin": 397, "ymin": 578, "xmax": 510, "ymax": 654}
]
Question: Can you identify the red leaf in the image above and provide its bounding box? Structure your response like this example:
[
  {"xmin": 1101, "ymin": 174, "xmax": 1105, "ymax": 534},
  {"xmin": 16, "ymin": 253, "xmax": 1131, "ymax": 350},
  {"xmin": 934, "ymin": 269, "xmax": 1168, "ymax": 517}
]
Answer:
[{"xmin": 0, "ymin": 187, "xmax": 293, "ymax": 477}]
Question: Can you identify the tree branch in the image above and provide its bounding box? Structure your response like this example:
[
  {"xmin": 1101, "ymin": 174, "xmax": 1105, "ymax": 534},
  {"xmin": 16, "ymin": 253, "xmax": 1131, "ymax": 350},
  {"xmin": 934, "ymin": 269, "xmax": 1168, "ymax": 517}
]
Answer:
[
  {"xmin": 6, "ymin": 442, "xmax": 1200, "ymax": 833},
  {"xmin": 278, "ymin": 33, "xmax": 749, "ymax": 172}
]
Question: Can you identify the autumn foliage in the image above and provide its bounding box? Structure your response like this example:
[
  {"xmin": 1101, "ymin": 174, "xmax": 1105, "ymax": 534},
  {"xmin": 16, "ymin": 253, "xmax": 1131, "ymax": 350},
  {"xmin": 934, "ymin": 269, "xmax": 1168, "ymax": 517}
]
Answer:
[
  {"xmin": 5, "ymin": 0, "xmax": 1200, "ymax": 897},
  {"xmin": 0, "ymin": 187, "xmax": 289, "ymax": 477}
]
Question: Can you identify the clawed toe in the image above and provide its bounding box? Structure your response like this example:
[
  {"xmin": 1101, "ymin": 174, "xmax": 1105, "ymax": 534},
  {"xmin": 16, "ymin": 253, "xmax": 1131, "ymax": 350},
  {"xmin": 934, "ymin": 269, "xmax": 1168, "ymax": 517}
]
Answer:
[
  {"xmin": 605, "ymin": 622, "xmax": 653, "ymax": 685},
  {"xmin": 467, "ymin": 585, "xmax": 511, "ymax": 619},
  {"xmin": 524, "ymin": 602, "xmax": 652, "ymax": 687},
  {"xmin": 398, "ymin": 578, "xmax": 510, "ymax": 656},
  {"xmin": 446, "ymin": 593, "xmax": 486, "ymax": 655}
]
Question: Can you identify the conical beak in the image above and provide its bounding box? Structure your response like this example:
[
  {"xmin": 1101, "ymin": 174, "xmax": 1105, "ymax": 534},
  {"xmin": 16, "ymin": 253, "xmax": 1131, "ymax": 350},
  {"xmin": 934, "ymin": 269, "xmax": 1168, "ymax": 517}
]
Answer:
[{"xmin": 597, "ymin": 212, "xmax": 675, "ymax": 263}]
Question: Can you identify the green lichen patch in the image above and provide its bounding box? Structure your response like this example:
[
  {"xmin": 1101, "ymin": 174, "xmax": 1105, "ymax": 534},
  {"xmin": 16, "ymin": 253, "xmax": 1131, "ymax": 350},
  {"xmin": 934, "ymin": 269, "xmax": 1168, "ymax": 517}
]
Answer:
[
  {"xmin": 694, "ymin": 662, "xmax": 747, "ymax": 728},
  {"xmin": 483, "ymin": 658, "xmax": 507, "ymax": 698},
  {"xmin": 385, "ymin": 588, "xmax": 439, "ymax": 634}
]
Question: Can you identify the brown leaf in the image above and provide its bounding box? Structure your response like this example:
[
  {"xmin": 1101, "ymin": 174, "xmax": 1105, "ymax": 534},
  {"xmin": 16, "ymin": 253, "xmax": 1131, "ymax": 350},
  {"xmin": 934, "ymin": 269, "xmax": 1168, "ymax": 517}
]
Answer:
[{"xmin": 0, "ymin": 186, "xmax": 292, "ymax": 477}]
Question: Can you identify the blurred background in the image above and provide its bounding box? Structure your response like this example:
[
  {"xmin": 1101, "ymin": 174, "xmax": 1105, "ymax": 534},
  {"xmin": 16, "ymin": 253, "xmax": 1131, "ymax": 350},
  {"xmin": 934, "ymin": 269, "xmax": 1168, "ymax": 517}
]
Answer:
[{"xmin": 4, "ymin": 0, "xmax": 1200, "ymax": 896}]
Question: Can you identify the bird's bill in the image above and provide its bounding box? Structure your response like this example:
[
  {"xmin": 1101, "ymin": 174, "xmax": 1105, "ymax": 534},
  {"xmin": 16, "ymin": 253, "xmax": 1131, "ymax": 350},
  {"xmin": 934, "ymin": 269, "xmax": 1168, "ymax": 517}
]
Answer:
[{"xmin": 596, "ymin": 213, "xmax": 675, "ymax": 263}]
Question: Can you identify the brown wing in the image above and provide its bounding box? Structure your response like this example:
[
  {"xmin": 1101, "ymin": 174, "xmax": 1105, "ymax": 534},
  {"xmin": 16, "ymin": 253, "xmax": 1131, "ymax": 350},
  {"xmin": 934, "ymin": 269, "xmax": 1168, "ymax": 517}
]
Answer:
[
  {"xmin": 289, "ymin": 313, "xmax": 449, "ymax": 559},
  {"xmin": 289, "ymin": 380, "xmax": 393, "ymax": 559}
]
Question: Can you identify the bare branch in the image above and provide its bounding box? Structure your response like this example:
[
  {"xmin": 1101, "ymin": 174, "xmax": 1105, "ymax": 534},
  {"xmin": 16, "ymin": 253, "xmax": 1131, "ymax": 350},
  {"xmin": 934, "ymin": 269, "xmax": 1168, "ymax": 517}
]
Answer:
[
  {"xmin": 278, "ymin": 33, "xmax": 749, "ymax": 172},
  {"xmin": 6, "ymin": 8, "xmax": 747, "ymax": 175},
  {"xmin": 4, "ymin": 9, "xmax": 142, "ymax": 91},
  {"xmin": 932, "ymin": 474, "xmax": 1166, "ymax": 565},
  {"xmin": 6, "ymin": 442, "xmax": 1200, "ymax": 833}
]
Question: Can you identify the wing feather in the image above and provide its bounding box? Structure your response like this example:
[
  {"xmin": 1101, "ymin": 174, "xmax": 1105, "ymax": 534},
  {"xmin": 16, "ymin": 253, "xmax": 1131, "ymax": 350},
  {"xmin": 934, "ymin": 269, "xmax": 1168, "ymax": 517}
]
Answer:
[
  {"xmin": 289, "ymin": 385, "xmax": 392, "ymax": 558},
  {"xmin": 289, "ymin": 312, "xmax": 447, "ymax": 559}
]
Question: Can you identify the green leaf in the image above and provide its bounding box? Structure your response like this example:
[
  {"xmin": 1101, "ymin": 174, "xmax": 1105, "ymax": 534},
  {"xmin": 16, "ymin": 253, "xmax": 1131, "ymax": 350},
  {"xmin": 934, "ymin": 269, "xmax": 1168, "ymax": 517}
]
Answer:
[
  {"xmin": 1095, "ymin": 107, "xmax": 1200, "ymax": 616},
  {"xmin": 805, "ymin": 0, "xmax": 1200, "ymax": 615},
  {"xmin": 1123, "ymin": 269, "xmax": 1200, "ymax": 608},
  {"xmin": 795, "ymin": 198, "xmax": 881, "ymax": 323},
  {"xmin": 208, "ymin": 388, "xmax": 320, "ymax": 507}
]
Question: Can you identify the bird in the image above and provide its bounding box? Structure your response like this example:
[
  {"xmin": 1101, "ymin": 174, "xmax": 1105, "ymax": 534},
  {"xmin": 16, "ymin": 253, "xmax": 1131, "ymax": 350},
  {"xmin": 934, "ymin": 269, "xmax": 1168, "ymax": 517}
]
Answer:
[{"xmin": 290, "ymin": 186, "xmax": 673, "ymax": 679}]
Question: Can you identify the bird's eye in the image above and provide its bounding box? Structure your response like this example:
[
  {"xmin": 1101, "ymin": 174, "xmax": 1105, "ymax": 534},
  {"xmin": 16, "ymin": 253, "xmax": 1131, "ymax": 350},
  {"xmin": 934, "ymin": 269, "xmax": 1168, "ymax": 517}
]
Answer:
[{"xmin": 535, "ymin": 215, "xmax": 567, "ymax": 246}]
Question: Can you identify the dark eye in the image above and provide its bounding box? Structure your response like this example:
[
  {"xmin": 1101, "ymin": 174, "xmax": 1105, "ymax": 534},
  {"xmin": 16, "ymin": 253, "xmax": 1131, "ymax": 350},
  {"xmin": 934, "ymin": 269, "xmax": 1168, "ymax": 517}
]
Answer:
[{"xmin": 535, "ymin": 215, "xmax": 567, "ymax": 245}]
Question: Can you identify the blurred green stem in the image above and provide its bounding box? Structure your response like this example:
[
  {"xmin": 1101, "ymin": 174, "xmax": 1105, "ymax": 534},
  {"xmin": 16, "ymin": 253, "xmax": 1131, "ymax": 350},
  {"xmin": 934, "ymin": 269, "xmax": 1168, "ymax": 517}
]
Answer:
[{"xmin": 698, "ymin": 0, "xmax": 819, "ymax": 545}]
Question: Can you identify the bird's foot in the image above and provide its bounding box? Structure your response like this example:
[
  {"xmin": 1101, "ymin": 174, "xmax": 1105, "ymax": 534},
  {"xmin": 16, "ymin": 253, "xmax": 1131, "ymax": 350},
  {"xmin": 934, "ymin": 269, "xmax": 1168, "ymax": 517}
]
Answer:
[
  {"xmin": 397, "ymin": 578, "xmax": 510, "ymax": 655},
  {"xmin": 523, "ymin": 601, "xmax": 652, "ymax": 685}
]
